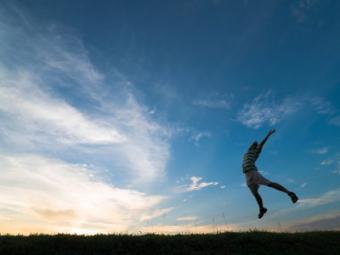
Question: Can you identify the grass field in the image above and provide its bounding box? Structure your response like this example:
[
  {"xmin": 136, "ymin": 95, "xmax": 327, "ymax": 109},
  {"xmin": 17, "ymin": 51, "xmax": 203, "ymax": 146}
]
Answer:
[{"xmin": 0, "ymin": 231, "xmax": 339, "ymax": 255}]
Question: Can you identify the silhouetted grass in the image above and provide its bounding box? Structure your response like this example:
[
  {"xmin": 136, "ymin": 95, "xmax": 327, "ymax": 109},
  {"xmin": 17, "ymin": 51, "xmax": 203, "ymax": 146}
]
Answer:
[{"xmin": 0, "ymin": 231, "xmax": 339, "ymax": 255}]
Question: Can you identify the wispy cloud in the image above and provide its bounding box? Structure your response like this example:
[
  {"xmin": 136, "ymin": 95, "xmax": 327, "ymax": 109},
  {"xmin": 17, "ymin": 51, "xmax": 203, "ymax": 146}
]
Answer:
[
  {"xmin": 237, "ymin": 92, "xmax": 300, "ymax": 129},
  {"xmin": 309, "ymin": 96, "xmax": 333, "ymax": 115},
  {"xmin": 332, "ymin": 162, "xmax": 340, "ymax": 175},
  {"xmin": 176, "ymin": 216, "xmax": 198, "ymax": 222},
  {"xmin": 237, "ymin": 92, "xmax": 335, "ymax": 129},
  {"xmin": 193, "ymin": 93, "xmax": 233, "ymax": 109},
  {"xmin": 190, "ymin": 131, "xmax": 211, "ymax": 146},
  {"xmin": 320, "ymin": 159, "xmax": 334, "ymax": 166},
  {"xmin": 187, "ymin": 176, "xmax": 218, "ymax": 192},
  {"xmin": 0, "ymin": 70, "xmax": 125, "ymax": 145},
  {"xmin": 140, "ymin": 207, "xmax": 173, "ymax": 222},
  {"xmin": 0, "ymin": 6, "xmax": 171, "ymax": 183},
  {"xmin": 300, "ymin": 182, "xmax": 307, "ymax": 188},
  {"xmin": 267, "ymin": 187, "xmax": 340, "ymax": 223},
  {"xmin": 311, "ymin": 147, "xmax": 329, "ymax": 155},
  {"xmin": 298, "ymin": 188, "xmax": 340, "ymax": 208},
  {"xmin": 319, "ymin": 154, "xmax": 340, "ymax": 175},
  {"xmin": 176, "ymin": 176, "xmax": 218, "ymax": 192}
]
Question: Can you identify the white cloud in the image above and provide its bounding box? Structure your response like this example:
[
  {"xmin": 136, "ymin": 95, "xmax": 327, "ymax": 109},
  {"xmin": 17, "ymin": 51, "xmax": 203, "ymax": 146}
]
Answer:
[
  {"xmin": 0, "ymin": 154, "xmax": 164, "ymax": 234},
  {"xmin": 176, "ymin": 216, "xmax": 198, "ymax": 221},
  {"xmin": 0, "ymin": 8, "xmax": 171, "ymax": 183},
  {"xmin": 193, "ymin": 99, "xmax": 230, "ymax": 109},
  {"xmin": 39, "ymin": 35, "xmax": 104, "ymax": 87},
  {"xmin": 237, "ymin": 92, "xmax": 335, "ymax": 129},
  {"xmin": 332, "ymin": 169, "xmax": 340, "ymax": 175},
  {"xmin": 193, "ymin": 94, "xmax": 232, "ymax": 109},
  {"xmin": 0, "ymin": 70, "xmax": 125, "ymax": 145},
  {"xmin": 311, "ymin": 147, "xmax": 329, "ymax": 155},
  {"xmin": 319, "ymin": 154, "xmax": 340, "ymax": 175},
  {"xmin": 177, "ymin": 176, "xmax": 218, "ymax": 192},
  {"xmin": 332, "ymin": 162, "xmax": 340, "ymax": 175},
  {"xmin": 220, "ymin": 185, "xmax": 226, "ymax": 189},
  {"xmin": 237, "ymin": 92, "xmax": 300, "ymax": 129},
  {"xmin": 298, "ymin": 188, "xmax": 340, "ymax": 208},
  {"xmin": 188, "ymin": 176, "xmax": 218, "ymax": 191},
  {"xmin": 190, "ymin": 131, "xmax": 211, "ymax": 146},
  {"xmin": 309, "ymin": 97, "xmax": 333, "ymax": 115},
  {"xmin": 300, "ymin": 182, "xmax": 307, "ymax": 188},
  {"xmin": 267, "ymin": 187, "xmax": 340, "ymax": 223},
  {"xmin": 321, "ymin": 159, "xmax": 334, "ymax": 166},
  {"xmin": 140, "ymin": 207, "xmax": 173, "ymax": 222}
]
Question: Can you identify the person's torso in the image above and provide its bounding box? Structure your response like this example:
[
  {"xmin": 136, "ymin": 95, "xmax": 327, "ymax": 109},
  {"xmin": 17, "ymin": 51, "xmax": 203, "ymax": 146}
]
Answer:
[{"xmin": 242, "ymin": 149, "xmax": 260, "ymax": 173}]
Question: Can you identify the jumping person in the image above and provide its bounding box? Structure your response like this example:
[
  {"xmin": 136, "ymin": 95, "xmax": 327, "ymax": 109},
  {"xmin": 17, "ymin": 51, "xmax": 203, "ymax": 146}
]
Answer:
[{"xmin": 242, "ymin": 129, "xmax": 298, "ymax": 219}]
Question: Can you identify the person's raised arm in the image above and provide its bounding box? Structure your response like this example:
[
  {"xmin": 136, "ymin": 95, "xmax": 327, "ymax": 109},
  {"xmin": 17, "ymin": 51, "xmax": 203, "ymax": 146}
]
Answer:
[{"xmin": 257, "ymin": 129, "xmax": 276, "ymax": 152}]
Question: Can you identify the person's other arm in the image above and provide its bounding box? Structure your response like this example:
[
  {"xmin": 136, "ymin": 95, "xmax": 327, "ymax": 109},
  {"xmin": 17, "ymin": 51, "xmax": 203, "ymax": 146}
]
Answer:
[{"xmin": 257, "ymin": 129, "xmax": 276, "ymax": 152}]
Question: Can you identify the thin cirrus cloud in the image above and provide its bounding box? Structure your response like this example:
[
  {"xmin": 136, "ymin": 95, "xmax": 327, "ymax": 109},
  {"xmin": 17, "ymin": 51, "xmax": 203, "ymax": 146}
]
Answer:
[
  {"xmin": 311, "ymin": 147, "xmax": 329, "ymax": 155},
  {"xmin": 261, "ymin": 187, "xmax": 340, "ymax": 231},
  {"xmin": 237, "ymin": 91, "xmax": 301, "ymax": 129},
  {"xmin": 309, "ymin": 96, "xmax": 333, "ymax": 115},
  {"xmin": 193, "ymin": 98, "xmax": 231, "ymax": 109},
  {"xmin": 306, "ymin": 189, "xmax": 340, "ymax": 207},
  {"xmin": 319, "ymin": 154, "xmax": 340, "ymax": 175},
  {"xmin": 237, "ymin": 92, "xmax": 334, "ymax": 129},
  {"xmin": 140, "ymin": 207, "xmax": 173, "ymax": 222},
  {"xmin": 176, "ymin": 216, "xmax": 198, "ymax": 222},
  {"xmin": 320, "ymin": 159, "xmax": 334, "ymax": 166},
  {"xmin": 190, "ymin": 131, "xmax": 211, "ymax": 147},
  {"xmin": 176, "ymin": 176, "xmax": 219, "ymax": 192},
  {"xmin": 332, "ymin": 162, "xmax": 340, "ymax": 175},
  {"xmin": 193, "ymin": 93, "xmax": 233, "ymax": 109},
  {"xmin": 0, "ymin": 70, "xmax": 126, "ymax": 145},
  {"xmin": 0, "ymin": 8, "xmax": 171, "ymax": 183},
  {"xmin": 298, "ymin": 188, "xmax": 340, "ymax": 208}
]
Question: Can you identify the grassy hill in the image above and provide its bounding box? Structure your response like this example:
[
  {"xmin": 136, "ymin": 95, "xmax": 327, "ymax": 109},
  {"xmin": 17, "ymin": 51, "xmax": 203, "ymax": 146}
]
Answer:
[{"xmin": 0, "ymin": 231, "xmax": 339, "ymax": 255}]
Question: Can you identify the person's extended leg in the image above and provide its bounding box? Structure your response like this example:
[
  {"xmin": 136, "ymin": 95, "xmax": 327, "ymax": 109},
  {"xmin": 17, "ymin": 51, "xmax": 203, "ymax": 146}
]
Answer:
[
  {"xmin": 249, "ymin": 185, "xmax": 267, "ymax": 219},
  {"xmin": 267, "ymin": 182, "xmax": 298, "ymax": 203},
  {"xmin": 267, "ymin": 182, "xmax": 289, "ymax": 193}
]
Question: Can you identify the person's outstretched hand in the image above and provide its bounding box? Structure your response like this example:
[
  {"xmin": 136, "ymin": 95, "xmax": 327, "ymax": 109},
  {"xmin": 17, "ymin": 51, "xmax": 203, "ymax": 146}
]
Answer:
[{"xmin": 268, "ymin": 129, "xmax": 276, "ymax": 136}]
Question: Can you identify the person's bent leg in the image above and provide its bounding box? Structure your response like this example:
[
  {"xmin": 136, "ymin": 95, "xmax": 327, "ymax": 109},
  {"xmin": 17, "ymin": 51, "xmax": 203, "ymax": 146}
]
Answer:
[{"xmin": 249, "ymin": 185, "xmax": 267, "ymax": 218}]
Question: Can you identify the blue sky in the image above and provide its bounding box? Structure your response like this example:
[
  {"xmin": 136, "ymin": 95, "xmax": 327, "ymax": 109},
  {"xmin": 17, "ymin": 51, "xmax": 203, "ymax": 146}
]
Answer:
[{"xmin": 0, "ymin": 0, "xmax": 340, "ymax": 234}]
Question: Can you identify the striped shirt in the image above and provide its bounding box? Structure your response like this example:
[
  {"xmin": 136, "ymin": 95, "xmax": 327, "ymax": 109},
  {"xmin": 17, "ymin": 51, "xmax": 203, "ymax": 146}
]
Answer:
[{"xmin": 242, "ymin": 147, "xmax": 261, "ymax": 173}]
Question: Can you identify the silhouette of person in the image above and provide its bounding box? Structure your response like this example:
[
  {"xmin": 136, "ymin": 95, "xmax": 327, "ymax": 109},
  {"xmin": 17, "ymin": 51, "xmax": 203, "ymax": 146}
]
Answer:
[{"xmin": 242, "ymin": 129, "xmax": 298, "ymax": 219}]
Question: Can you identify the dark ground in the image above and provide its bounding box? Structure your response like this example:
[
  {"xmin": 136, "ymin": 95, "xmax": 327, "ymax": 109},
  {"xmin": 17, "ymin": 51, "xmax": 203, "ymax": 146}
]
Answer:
[{"xmin": 0, "ymin": 231, "xmax": 339, "ymax": 255}]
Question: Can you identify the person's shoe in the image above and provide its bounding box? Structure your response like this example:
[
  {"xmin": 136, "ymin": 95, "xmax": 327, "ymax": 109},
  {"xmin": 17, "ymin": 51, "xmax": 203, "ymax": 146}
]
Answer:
[
  {"xmin": 288, "ymin": 192, "xmax": 298, "ymax": 203},
  {"xmin": 258, "ymin": 208, "xmax": 267, "ymax": 219}
]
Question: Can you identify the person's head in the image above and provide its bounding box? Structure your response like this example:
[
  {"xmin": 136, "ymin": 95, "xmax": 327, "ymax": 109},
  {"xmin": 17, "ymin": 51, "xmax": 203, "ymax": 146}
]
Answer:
[{"xmin": 249, "ymin": 141, "xmax": 258, "ymax": 151}]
